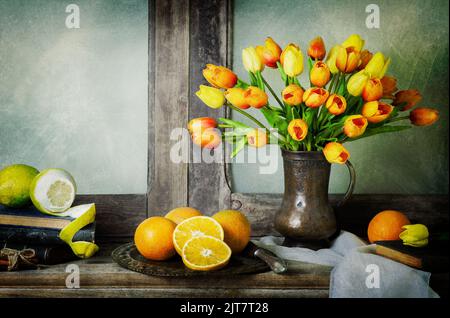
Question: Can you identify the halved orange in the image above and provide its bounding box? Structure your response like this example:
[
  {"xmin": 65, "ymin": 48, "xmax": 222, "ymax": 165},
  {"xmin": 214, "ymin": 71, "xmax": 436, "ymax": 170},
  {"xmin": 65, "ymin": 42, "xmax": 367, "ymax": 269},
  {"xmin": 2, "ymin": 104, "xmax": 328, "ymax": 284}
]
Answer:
[
  {"xmin": 182, "ymin": 236, "xmax": 231, "ymax": 271},
  {"xmin": 173, "ymin": 216, "xmax": 224, "ymax": 255}
]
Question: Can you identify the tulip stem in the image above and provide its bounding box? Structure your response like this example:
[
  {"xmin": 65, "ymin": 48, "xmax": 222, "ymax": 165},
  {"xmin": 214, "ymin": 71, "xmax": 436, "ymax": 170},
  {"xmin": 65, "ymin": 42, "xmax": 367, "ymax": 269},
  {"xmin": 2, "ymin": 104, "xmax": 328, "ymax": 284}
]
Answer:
[
  {"xmin": 260, "ymin": 75, "xmax": 285, "ymax": 110},
  {"xmin": 386, "ymin": 115, "xmax": 409, "ymax": 123}
]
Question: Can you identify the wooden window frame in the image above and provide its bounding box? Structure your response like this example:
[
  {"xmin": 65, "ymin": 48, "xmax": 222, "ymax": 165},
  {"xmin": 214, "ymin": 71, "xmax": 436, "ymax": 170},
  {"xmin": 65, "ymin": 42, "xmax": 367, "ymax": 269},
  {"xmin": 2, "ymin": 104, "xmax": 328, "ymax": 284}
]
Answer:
[{"xmin": 87, "ymin": 0, "xmax": 447, "ymax": 241}]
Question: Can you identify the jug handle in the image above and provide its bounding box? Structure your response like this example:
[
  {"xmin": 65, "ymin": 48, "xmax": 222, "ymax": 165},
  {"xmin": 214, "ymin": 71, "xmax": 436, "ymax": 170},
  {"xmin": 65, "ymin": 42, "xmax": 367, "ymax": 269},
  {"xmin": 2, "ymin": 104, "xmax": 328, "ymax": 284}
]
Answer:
[{"xmin": 337, "ymin": 160, "xmax": 356, "ymax": 207}]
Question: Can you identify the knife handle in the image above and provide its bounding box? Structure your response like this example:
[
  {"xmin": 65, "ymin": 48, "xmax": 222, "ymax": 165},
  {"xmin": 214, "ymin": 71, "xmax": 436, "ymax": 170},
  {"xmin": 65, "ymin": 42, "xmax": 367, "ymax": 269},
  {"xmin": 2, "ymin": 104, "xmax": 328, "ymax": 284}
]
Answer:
[{"xmin": 254, "ymin": 248, "xmax": 287, "ymax": 274}]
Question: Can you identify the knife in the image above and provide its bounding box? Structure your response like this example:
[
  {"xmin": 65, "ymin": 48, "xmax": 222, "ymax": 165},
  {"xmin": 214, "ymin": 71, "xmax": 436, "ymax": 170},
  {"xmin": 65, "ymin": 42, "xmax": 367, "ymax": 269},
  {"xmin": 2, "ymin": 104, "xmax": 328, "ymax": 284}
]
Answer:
[{"xmin": 244, "ymin": 241, "xmax": 288, "ymax": 274}]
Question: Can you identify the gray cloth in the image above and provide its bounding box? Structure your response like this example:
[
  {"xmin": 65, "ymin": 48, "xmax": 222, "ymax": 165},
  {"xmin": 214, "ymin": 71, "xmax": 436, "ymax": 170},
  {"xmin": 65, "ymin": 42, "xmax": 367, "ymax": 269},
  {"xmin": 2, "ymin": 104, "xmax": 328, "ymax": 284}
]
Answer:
[{"xmin": 253, "ymin": 231, "xmax": 439, "ymax": 298}]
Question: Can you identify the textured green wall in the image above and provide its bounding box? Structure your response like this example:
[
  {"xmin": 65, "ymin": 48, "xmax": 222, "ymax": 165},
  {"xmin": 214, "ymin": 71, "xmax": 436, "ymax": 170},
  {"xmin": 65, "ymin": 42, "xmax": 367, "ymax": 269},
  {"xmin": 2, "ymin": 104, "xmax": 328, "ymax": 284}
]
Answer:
[
  {"xmin": 231, "ymin": 0, "xmax": 449, "ymax": 194},
  {"xmin": 0, "ymin": 0, "xmax": 148, "ymax": 194}
]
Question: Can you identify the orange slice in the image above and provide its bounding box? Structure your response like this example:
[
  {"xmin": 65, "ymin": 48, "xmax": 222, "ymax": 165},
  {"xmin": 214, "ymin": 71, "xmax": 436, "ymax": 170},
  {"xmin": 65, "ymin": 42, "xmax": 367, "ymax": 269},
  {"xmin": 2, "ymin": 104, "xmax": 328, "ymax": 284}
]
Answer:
[{"xmin": 182, "ymin": 236, "xmax": 231, "ymax": 271}]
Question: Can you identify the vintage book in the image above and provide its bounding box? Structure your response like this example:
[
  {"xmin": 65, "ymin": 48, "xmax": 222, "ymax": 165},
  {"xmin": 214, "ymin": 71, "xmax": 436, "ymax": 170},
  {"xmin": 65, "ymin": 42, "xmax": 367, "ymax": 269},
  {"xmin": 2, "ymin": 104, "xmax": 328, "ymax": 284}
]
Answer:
[
  {"xmin": 375, "ymin": 239, "xmax": 449, "ymax": 272},
  {"xmin": 0, "ymin": 204, "xmax": 95, "ymax": 245},
  {"xmin": 1, "ymin": 241, "xmax": 77, "ymax": 271}
]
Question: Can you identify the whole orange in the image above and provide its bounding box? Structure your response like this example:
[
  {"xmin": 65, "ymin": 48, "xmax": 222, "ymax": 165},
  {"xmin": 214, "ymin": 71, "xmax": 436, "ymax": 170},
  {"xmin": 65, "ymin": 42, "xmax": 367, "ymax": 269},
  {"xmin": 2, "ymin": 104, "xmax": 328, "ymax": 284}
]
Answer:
[
  {"xmin": 134, "ymin": 216, "xmax": 177, "ymax": 261},
  {"xmin": 165, "ymin": 207, "xmax": 202, "ymax": 224},
  {"xmin": 212, "ymin": 210, "xmax": 251, "ymax": 253},
  {"xmin": 367, "ymin": 210, "xmax": 411, "ymax": 243}
]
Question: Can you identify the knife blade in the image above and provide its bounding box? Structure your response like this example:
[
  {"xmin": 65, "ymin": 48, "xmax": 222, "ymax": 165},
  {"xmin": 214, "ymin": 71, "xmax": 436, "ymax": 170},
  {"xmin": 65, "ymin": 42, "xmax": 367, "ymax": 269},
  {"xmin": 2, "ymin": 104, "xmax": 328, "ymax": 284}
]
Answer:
[{"xmin": 244, "ymin": 241, "xmax": 288, "ymax": 274}]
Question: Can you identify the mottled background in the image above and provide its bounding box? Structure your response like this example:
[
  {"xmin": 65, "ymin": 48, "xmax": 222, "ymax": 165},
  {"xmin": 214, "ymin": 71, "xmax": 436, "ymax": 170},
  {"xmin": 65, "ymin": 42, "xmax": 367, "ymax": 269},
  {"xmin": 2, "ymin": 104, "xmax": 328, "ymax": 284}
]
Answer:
[
  {"xmin": 232, "ymin": 0, "xmax": 449, "ymax": 194},
  {"xmin": 0, "ymin": 0, "xmax": 148, "ymax": 194}
]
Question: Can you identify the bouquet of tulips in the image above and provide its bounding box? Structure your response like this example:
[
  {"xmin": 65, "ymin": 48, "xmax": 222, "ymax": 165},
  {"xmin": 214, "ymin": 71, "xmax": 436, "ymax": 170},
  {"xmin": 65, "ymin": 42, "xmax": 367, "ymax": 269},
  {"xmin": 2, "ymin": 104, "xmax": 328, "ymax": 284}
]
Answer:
[{"xmin": 189, "ymin": 34, "xmax": 439, "ymax": 164}]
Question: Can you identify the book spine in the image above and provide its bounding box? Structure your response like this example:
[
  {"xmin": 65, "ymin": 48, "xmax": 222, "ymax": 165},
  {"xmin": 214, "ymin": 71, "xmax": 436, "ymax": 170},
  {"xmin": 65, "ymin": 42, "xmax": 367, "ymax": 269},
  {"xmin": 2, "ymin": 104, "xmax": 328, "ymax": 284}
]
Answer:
[{"xmin": 0, "ymin": 225, "xmax": 95, "ymax": 245}]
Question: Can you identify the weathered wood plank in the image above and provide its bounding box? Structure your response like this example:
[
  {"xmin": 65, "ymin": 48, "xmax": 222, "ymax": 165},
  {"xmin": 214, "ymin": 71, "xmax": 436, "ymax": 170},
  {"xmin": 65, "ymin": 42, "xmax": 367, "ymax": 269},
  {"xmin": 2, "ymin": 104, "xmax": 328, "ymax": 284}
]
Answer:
[
  {"xmin": 147, "ymin": 0, "xmax": 190, "ymax": 214},
  {"xmin": 74, "ymin": 194, "xmax": 146, "ymax": 238},
  {"xmin": 231, "ymin": 193, "xmax": 449, "ymax": 237},
  {"xmin": 188, "ymin": 0, "xmax": 232, "ymax": 214}
]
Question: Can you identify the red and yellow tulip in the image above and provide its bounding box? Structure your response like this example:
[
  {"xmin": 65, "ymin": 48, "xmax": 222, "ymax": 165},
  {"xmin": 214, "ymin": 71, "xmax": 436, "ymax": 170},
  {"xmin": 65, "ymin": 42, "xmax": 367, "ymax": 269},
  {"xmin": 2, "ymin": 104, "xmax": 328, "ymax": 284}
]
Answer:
[
  {"xmin": 246, "ymin": 129, "xmax": 268, "ymax": 147},
  {"xmin": 287, "ymin": 119, "xmax": 308, "ymax": 141},
  {"xmin": 325, "ymin": 94, "xmax": 347, "ymax": 116},
  {"xmin": 188, "ymin": 117, "xmax": 217, "ymax": 135},
  {"xmin": 323, "ymin": 142, "xmax": 350, "ymax": 164},
  {"xmin": 224, "ymin": 87, "xmax": 250, "ymax": 109},
  {"xmin": 336, "ymin": 46, "xmax": 360, "ymax": 73},
  {"xmin": 310, "ymin": 61, "xmax": 331, "ymax": 87},
  {"xmin": 362, "ymin": 78, "xmax": 383, "ymax": 102},
  {"xmin": 362, "ymin": 101, "xmax": 393, "ymax": 124},
  {"xmin": 282, "ymin": 84, "xmax": 304, "ymax": 106},
  {"xmin": 244, "ymin": 86, "xmax": 268, "ymax": 109},
  {"xmin": 343, "ymin": 115, "xmax": 368, "ymax": 138},
  {"xmin": 303, "ymin": 87, "xmax": 329, "ymax": 108},
  {"xmin": 202, "ymin": 64, "xmax": 237, "ymax": 89},
  {"xmin": 256, "ymin": 37, "xmax": 282, "ymax": 68},
  {"xmin": 307, "ymin": 36, "xmax": 326, "ymax": 60},
  {"xmin": 192, "ymin": 129, "xmax": 222, "ymax": 149}
]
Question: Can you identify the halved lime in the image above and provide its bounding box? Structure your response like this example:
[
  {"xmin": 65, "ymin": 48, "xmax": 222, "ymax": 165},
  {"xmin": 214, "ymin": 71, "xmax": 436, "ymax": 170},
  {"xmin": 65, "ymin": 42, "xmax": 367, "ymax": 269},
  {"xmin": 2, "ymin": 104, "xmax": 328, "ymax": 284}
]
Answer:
[{"xmin": 30, "ymin": 169, "xmax": 77, "ymax": 215}]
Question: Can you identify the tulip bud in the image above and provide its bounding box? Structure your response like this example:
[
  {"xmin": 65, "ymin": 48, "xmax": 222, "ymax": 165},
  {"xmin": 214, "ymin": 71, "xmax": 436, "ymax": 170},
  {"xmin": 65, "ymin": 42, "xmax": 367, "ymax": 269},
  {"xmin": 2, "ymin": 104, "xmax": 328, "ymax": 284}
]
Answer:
[
  {"xmin": 242, "ymin": 46, "xmax": 264, "ymax": 73},
  {"xmin": 326, "ymin": 94, "xmax": 347, "ymax": 116},
  {"xmin": 336, "ymin": 45, "xmax": 360, "ymax": 73},
  {"xmin": 191, "ymin": 128, "xmax": 222, "ymax": 149},
  {"xmin": 188, "ymin": 117, "xmax": 218, "ymax": 135},
  {"xmin": 246, "ymin": 129, "xmax": 268, "ymax": 148},
  {"xmin": 326, "ymin": 46, "xmax": 340, "ymax": 74},
  {"xmin": 202, "ymin": 64, "xmax": 238, "ymax": 89},
  {"xmin": 409, "ymin": 107, "xmax": 439, "ymax": 126},
  {"xmin": 357, "ymin": 50, "xmax": 373, "ymax": 70},
  {"xmin": 303, "ymin": 87, "xmax": 329, "ymax": 108},
  {"xmin": 244, "ymin": 86, "xmax": 268, "ymax": 109},
  {"xmin": 307, "ymin": 36, "xmax": 326, "ymax": 60},
  {"xmin": 362, "ymin": 78, "xmax": 383, "ymax": 102},
  {"xmin": 196, "ymin": 85, "xmax": 225, "ymax": 109},
  {"xmin": 323, "ymin": 142, "xmax": 350, "ymax": 164},
  {"xmin": 282, "ymin": 84, "xmax": 304, "ymax": 106},
  {"xmin": 381, "ymin": 76, "xmax": 398, "ymax": 99},
  {"xmin": 224, "ymin": 87, "xmax": 250, "ymax": 109},
  {"xmin": 393, "ymin": 89, "xmax": 422, "ymax": 111},
  {"xmin": 347, "ymin": 70, "xmax": 370, "ymax": 96},
  {"xmin": 310, "ymin": 61, "xmax": 331, "ymax": 87},
  {"xmin": 399, "ymin": 224, "xmax": 429, "ymax": 247},
  {"xmin": 341, "ymin": 34, "xmax": 365, "ymax": 52},
  {"xmin": 343, "ymin": 115, "xmax": 368, "ymax": 138},
  {"xmin": 287, "ymin": 119, "xmax": 308, "ymax": 141},
  {"xmin": 280, "ymin": 43, "xmax": 304, "ymax": 77},
  {"xmin": 362, "ymin": 101, "xmax": 393, "ymax": 124},
  {"xmin": 364, "ymin": 52, "xmax": 391, "ymax": 79},
  {"xmin": 256, "ymin": 37, "xmax": 282, "ymax": 68}
]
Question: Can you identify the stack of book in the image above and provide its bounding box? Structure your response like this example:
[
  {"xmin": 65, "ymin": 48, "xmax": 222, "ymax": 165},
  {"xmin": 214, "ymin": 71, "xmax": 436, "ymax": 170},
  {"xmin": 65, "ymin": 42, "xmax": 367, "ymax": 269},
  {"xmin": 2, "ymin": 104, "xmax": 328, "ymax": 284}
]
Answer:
[{"xmin": 0, "ymin": 204, "xmax": 96, "ymax": 270}]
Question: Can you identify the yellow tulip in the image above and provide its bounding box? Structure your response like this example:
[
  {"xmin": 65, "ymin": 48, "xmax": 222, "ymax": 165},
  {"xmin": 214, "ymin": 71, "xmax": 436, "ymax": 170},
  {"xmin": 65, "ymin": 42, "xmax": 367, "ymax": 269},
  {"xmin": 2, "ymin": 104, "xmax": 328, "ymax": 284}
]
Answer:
[
  {"xmin": 323, "ymin": 142, "xmax": 350, "ymax": 164},
  {"xmin": 361, "ymin": 101, "xmax": 393, "ymax": 124},
  {"xmin": 242, "ymin": 46, "xmax": 264, "ymax": 73},
  {"xmin": 347, "ymin": 70, "xmax": 370, "ymax": 96},
  {"xmin": 246, "ymin": 129, "xmax": 268, "ymax": 148},
  {"xmin": 341, "ymin": 34, "xmax": 365, "ymax": 51},
  {"xmin": 326, "ymin": 45, "xmax": 340, "ymax": 74},
  {"xmin": 343, "ymin": 115, "xmax": 368, "ymax": 138},
  {"xmin": 280, "ymin": 43, "xmax": 304, "ymax": 77},
  {"xmin": 310, "ymin": 61, "xmax": 331, "ymax": 87},
  {"xmin": 195, "ymin": 85, "xmax": 225, "ymax": 109},
  {"xmin": 399, "ymin": 224, "xmax": 429, "ymax": 247},
  {"xmin": 287, "ymin": 119, "xmax": 308, "ymax": 141},
  {"xmin": 336, "ymin": 45, "xmax": 360, "ymax": 73},
  {"xmin": 365, "ymin": 52, "xmax": 391, "ymax": 79}
]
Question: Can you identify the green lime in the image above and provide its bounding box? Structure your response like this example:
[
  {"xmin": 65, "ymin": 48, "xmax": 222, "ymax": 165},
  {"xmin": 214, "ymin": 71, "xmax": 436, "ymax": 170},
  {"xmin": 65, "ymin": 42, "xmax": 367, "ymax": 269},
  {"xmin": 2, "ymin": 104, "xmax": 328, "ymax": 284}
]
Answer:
[
  {"xmin": 30, "ymin": 168, "xmax": 77, "ymax": 215},
  {"xmin": 0, "ymin": 164, "xmax": 40, "ymax": 208}
]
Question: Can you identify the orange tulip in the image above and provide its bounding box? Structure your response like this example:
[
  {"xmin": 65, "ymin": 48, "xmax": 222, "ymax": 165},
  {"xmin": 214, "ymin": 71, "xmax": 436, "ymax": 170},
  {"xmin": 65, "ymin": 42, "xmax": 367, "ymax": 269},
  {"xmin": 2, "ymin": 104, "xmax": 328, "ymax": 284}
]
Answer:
[
  {"xmin": 307, "ymin": 36, "xmax": 326, "ymax": 60},
  {"xmin": 224, "ymin": 88, "xmax": 250, "ymax": 109},
  {"xmin": 357, "ymin": 50, "xmax": 373, "ymax": 70},
  {"xmin": 393, "ymin": 89, "xmax": 422, "ymax": 111},
  {"xmin": 362, "ymin": 78, "xmax": 383, "ymax": 102},
  {"xmin": 246, "ymin": 129, "xmax": 268, "ymax": 147},
  {"xmin": 336, "ymin": 46, "xmax": 360, "ymax": 73},
  {"xmin": 381, "ymin": 76, "xmax": 398, "ymax": 99},
  {"xmin": 310, "ymin": 61, "xmax": 331, "ymax": 87},
  {"xmin": 343, "ymin": 115, "xmax": 368, "ymax": 138},
  {"xmin": 323, "ymin": 142, "xmax": 350, "ymax": 164},
  {"xmin": 256, "ymin": 37, "xmax": 282, "ymax": 68},
  {"xmin": 287, "ymin": 119, "xmax": 308, "ymax": 141},
  {"xmin": 244, "ymin": 86, "xmax": 268, "ymax": 109},
  {"xmin": 202, "ymin": 64, "xmax": 237, "ymax": 89},
  {"xmin": 192, "ymin": 129, "xmax": 222, "ymax": 149},
  {"xmin": 362, "ymin": 101, "xmax": 393, "ymax": 124},
  {"xmin": 282, "ymin": 84, "xmax": 304, "ymax": 106},
  {"xmin": 303, "ymin": 87, "xmax": 329, "ymax": 108},
  {"xmin": 188, "ymin": 117, "xmax": 217, "ymax": 135},
  {"xmin": 325, "ymin": 94, "xmax": 347, "ymax": 116},
  {"xmin": 410, "ymin": 107, "xmax": 439, "ymax": 126}
]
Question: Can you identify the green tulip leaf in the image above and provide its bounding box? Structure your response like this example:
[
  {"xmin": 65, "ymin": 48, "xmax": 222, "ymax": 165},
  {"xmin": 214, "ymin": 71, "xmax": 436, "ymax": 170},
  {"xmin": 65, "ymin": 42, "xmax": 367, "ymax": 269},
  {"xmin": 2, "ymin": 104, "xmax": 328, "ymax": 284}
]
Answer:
[{"xmin": 231, "ymin": 137, "xmax": 247, "ymax": 158}]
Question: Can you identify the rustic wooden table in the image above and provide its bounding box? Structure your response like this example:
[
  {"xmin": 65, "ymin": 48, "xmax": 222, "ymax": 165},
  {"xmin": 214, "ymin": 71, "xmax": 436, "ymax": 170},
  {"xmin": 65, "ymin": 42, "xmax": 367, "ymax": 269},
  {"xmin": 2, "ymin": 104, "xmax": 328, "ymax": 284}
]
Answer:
[{"xmin": 0, "ymin": 242, "xmax": 448, "ymax": 298}]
